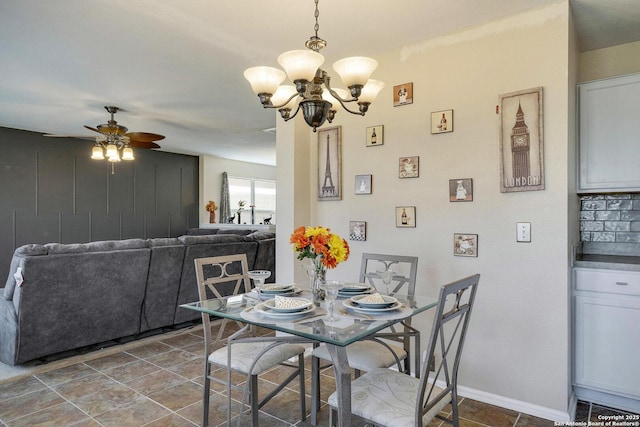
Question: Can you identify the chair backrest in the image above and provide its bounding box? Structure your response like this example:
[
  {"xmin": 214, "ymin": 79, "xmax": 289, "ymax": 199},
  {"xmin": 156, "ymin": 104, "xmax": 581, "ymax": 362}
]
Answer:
[
  {"xmin": 416, "ymin": 273, "xmax": 480, "ymax": 426},
  {"xmin": 359, "ymin": 253, "xmax": 418, "ymax": 297},
  {"xmin": 194, "ymin": 254, "xmax": 252, "ymax": 355}
]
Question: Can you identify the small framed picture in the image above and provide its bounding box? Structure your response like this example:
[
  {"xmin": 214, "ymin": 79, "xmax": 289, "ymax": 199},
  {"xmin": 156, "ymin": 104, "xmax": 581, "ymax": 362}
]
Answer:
[
  {"xmin": 454, "ymin": 234, "xmax": 478, "ymax": 257},
  {"xmin": 393, "ymin": 83, "xmax": 413, "ymax": 106},
  {"xmin": 431, "ymin": 109, "xmax": 453, "ymax": 134},
  {"xmin": 396, "ymin": 206, "xmax": 416, "ymax": 228},
  {"xmin": 399, "ymin": 156, "xmax": 419, "ymax": 178},
  {"xmin": 349, "ymin": 221, "xmax": 367, "ymax": 241},
  {"xmin": 449, "ymin": 178, "xmax": 473, "ymax": 202},
  {"xmin": 366, "ymin": 125, "xmax": 384, "ymax": 146},
  {"xmin": 355, "ymin": 174, "xmax": 372, "ymax": 194}
]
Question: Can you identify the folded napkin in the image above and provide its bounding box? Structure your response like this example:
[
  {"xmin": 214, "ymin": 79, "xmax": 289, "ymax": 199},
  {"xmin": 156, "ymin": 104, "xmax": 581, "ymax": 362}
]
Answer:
[
  {"xmin": 358, "ymin": 292, "xmax": 385, "ymax": 303},
  {"xmin": 275, "ymin": 295, "xmax": 306, "ymax": 309},
  {"xmin": 261, "ymin": 284, "xmax": 291, "ymax": 291}
]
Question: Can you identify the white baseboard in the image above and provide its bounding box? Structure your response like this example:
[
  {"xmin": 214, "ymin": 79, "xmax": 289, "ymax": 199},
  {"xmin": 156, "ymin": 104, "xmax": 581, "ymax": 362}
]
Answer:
[{"xmin": 435, "ymin": 380, "xmax": 573, "ymax": 422}]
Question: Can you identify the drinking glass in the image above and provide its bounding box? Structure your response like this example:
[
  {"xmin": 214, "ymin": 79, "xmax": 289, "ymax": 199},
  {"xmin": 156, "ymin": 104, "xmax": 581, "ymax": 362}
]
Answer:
[
  {"xmin": 248, "ymin": 270, "xmax": 271, "ymax": 289},
  {"xmin": 321, "ymin": 280, "xmax": 344, "ymax": 321}
]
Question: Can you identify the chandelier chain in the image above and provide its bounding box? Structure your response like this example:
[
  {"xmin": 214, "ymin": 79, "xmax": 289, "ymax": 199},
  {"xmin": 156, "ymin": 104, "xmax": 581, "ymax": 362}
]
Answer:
[{"xmin": 313, "ymin": 0, "xmax": 320, "ymax": 37}]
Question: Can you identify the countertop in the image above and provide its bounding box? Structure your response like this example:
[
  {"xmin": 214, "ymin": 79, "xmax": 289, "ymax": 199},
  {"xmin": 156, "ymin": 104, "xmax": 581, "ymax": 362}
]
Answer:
[{"xmin": 574, "ymin": 253, "xmax": 640, "ymax": 272}]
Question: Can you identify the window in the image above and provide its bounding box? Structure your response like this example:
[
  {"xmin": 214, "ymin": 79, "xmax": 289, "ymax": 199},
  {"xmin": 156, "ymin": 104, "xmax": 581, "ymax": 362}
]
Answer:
[{"xmin": 228, "ymin": 177, "xmax": 276, "ymax": 225}]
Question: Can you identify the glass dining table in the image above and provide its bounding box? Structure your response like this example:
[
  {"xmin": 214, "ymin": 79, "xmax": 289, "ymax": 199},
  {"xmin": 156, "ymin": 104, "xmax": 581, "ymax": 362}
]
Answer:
[{"xmin": 180, "ymin": 290, "xmax": 438, "ymax": 427}]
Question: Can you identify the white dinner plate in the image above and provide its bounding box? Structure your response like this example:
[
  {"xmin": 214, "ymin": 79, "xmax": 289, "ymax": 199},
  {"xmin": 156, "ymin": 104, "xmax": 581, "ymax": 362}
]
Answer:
[
  {"xmin": 258, "ymin": 284, "xmax": 296, "ymax": 294},
  {"xmin": 337, "ymin": 287, "xmax": 374, "ymax": 298},
  {"xmin": 253, "ymin": 301, "xmax": 316, "ymax": 318},
  {"xmin": 340, "ymin": 283, "xmax": 371, "ymax": 292},
  {"xmin": 350, "ymin": 294, "xmax": 398, "ymax": 308},
  {"xmin": 262, "ymin": 297, "xmax": 313, "ymax": 313},
  {"xmin": 257, "ymin": 287, "xmax": 301, "ymax": 300},
  {"xmin": 342, "ymin": 299, "xmax": 402, "ymax": 313}
]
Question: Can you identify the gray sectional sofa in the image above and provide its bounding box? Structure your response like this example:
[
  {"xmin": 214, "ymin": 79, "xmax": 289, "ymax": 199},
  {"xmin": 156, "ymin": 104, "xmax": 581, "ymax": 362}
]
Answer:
[{"xmin": 0, "ymin": 230, "xmax": 275, "ymax": 365}]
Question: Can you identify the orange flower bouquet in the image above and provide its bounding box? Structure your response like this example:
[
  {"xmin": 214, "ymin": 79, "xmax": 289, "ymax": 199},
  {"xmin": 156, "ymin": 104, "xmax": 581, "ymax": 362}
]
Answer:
[{"xmin": 290, "ymin": 226, "xmax": 350, "ymax": 303}]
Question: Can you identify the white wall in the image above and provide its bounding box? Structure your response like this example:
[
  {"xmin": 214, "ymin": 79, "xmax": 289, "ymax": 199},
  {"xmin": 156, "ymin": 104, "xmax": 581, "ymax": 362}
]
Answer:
[
  {"xmin": 277, "ymin": 1, "xmax": 576, "ymax": 420},
  {"xmin": 199, "ymin": 155, "xmax": 276, "ymax": 224}
]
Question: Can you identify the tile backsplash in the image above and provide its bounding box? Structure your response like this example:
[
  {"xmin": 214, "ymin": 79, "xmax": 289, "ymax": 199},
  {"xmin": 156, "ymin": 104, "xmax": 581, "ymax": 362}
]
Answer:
[{"xmin": 580, "ymin": 194, "xmax": 640, "ymax": 256}]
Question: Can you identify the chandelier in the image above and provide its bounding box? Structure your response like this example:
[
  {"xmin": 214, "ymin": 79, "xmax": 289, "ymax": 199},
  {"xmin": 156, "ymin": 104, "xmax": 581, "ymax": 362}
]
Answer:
[{"xmin": 243, "ymin": 0, "xmax": 384, "ymax": 131}]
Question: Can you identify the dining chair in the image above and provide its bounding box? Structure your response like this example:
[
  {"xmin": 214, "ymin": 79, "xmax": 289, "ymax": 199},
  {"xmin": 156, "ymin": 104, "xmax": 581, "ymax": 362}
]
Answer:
[
  {"xmin": 327, "ymin": 273, "xmax": 480, "ymax": 427},
  {"xmin": 310, "ymin": 253, "xmax": 418, "ymax": 424},
  {"xmin": 194, "ymin": 254, "xmax": 307, "ymax": 427}
]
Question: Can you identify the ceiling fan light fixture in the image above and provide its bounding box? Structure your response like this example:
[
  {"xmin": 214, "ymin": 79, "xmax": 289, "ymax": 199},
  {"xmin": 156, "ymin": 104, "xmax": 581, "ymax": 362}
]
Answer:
[
  {"xmin": 91, "ymin": 144, "xmax": 104, "ymax": 160},
  {"xmin": 122, "ymin": 146, "xmax": 134, "ymax": 161},
  {"xmin": 244, "ymin": 0, "xmax": 383, "ymax": 131},
  {"xmin": 105, "ymin": 143, "xmax": 118, "ymax": 159}
]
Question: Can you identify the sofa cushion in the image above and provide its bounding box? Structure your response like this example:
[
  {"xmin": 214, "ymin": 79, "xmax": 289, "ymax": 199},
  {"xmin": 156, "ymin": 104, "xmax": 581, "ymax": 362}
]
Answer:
[
  {"xmin": 217, "ymin": 229, "xmax": 254, "ymax": 236},
  {"xmin": 147, "ymin": 237, "xmax": 182, "ymax": 247},
  {"xmin": 3, "ymin": 245, "xmax": 48, "ymax": 301},
  {"xmin": 186, "ymin": 228, "xmax": 219, "ymax": 235},
  {"xmin": 45, "ymin": 239, "xmax": 148, "ymax": 254},
  {"xmin": 245, "ymin": 231, "xmax": 276, "ymax": 241},
  {"xmin": 178, "ymin": 234, "xmax": 246, "ymax": 245}
]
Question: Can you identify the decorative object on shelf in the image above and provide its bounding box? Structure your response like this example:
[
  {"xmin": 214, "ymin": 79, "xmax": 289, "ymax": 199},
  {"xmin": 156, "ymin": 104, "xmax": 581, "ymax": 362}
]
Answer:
[
  {"xmin": 349, "ymin": 221, "xmax": 367, "ymax": 241},
  {"xmin": 431, "ymin": 109, "xmax": 453, "ymax": 134},
  {"xmin": 393, "ymin": 82, "xmax": 413, "ymax": 106},
  {"xmin": 449, "ymin": 178, "xmax": 473, "ymax": 202},
  {"xmin": 205, "ymin": 200, "xmax": 218, "ymax": 223},
  {"xmin": 454, "ymin": 233, "xmax": 478, "ymax": 257},
  {"xmin": 398, "ymin": 156, "xmax": 419, "ymax": 178},
  {"xmin": 318, "ymin": 126, "xmax": 342, "ymax": 201},
  {"xmin": 243, "ymin": 0, "xmax": 384, "ymax": 131},
  {"xmin": 366, "ymin": 125, "xmax": 384, "ymax": 146},
  {"xmin": 396, "ymin": 206, "xmax": 416, "ymax": 228},
  {"xmin": 237, "ymin": 200, "xmax": 246, "ymax": 224},
  {"xmin": 499, "ymin": 87, "xmax": 544, "ymax": 193},
  {"xmin": 355, "ymin": 174, "xmax": 372, "ymax": 195},
  {"xmin": 290, "ymin": 226, "xmax": 350, "ymax": 306}
]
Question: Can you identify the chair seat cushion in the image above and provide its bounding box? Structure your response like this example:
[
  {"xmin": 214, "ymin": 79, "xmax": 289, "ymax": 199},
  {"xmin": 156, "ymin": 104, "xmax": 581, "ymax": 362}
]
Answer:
[
  {"xmin": 208, "ymin": 341, "xmax": 305, "ymax": 375},
  {"xmin": 312, "ymin": 340, "xmax": 407, "ymax": 372},
  {"xmin": 327, "ymin": 368, "xmax": 451, "ymax": 427}
]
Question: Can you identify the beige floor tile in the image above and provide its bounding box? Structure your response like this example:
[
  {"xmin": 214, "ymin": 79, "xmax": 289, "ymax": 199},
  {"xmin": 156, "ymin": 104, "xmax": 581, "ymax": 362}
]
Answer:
[
  {"xmin": 125, "ymin": 369, "xmax": 188, "ymax": 395},
  {"xmin": 53, "ymin": 372, "xmax": 120, "ymax": 400},
  {"xmin": 93, "ymin": 396, "xmax": 171, "ymax": 427},
  {"xmin": 83, "ymin": 352, "xmax": 139, "ymax": 372},
  {"xmin": 101, "ymin": 359, "xmax": 161, "ymax": 383},
  {"xmin": 146, "ymin": 381, "xmax": 202, "ymax": 411},
  {"xmin": 6, "ymin": 402, "xmax": 89, "ymax": 427},
  {"xmin": 124, "ymin": 341, "xmax": 174, "ymax": 360},
  {"xmin": 142, "ymin": 413, "xmax": 197, "ymax": 426},
  {"xmin": 143, "ymin": 349, "xmax": 198, "ymax": 369},
  {"xmin": 458, "ymin": 398, "xmax": 519, "ymax": 427},
  {"xmin": 34, "ymin": 363, "xmax": 97, "ymax": 387},
  {"xmin": 0, "ymin": 388, "xmax": 65, "ymax": 421},
  {"xmin": 166, "ymin": 358, "xmax": 203, "ymax": 381},
  {"xmin": 71, "ymin": 382, "xmax": 140, "ymax": 417},
  {"xmin": 0, "ymin": 375, "xmax": 46, "ymax": 401}
]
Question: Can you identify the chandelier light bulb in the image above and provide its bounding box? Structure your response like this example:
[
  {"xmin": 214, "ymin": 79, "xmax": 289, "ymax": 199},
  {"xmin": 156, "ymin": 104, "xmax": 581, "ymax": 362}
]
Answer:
[
  {"xmin": 332, "ymin": 56, "xmax": 378, "ymax": 89},
  {"xmin": 105, "ymin": 143, "xmax": 118, "ymax": 158},
  {"xmin": 121, "ymin": 146, "xmax": 134, "ymax": 160},
  {"xmin": 244, "ymin": 66, "xmax": 286, "ymax": 96},
  {"xmin": 277, "ymin": 50, "xmax": 324, "ymax": 83},
  {"xmin": 91, "ymin": 145, "xmax": 104, "ymax": 160},
  {"xmin": 358, "ymin": 79, "xmax": 385, "ymax": 104}
]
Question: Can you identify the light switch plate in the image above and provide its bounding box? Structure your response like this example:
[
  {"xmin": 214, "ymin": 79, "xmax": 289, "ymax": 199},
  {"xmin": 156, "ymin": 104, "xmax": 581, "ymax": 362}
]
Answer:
[{"xmin": 516, "ymin": 222, "xmax": 531, "ymax": 242}]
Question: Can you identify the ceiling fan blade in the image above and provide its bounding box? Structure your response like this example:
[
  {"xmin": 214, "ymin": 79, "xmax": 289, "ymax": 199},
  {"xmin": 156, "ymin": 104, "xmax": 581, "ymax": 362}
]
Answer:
[
  {"xmin": 43, "ymin": 134, "xmax": 95, "ymax": 141},
  {"xmin": 125, "ymin": 132, "xmax": 165, "ymax": 142},
  {"xmin": 129, "ymin": 140, "xmax": 161, "ymax": 149},
  {"xmin": 84, "ymin": 125, "xmax": 103, "ymax": 134}
]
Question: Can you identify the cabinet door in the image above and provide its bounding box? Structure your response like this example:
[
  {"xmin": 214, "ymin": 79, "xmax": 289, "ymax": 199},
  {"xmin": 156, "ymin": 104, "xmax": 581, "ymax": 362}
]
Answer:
[
  {"xmin": 574, "ymin": 294, "xmax": 640, "ymax": 398},
  {"xmin": 578, "ymin": 73, "xmax": 640, "ymax": 192}
]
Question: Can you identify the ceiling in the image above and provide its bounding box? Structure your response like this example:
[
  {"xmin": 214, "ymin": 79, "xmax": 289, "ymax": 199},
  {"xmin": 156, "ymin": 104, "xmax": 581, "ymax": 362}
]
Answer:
[{"xmin": 1, "ymin": 0, "xmax": 639, "ymax": 166}]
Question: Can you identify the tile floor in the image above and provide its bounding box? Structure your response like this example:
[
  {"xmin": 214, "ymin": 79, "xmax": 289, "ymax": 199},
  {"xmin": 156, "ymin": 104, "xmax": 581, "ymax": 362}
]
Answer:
[{"xmin": 0, "ymin": 322, "xmax": 636, "ymax": 426}]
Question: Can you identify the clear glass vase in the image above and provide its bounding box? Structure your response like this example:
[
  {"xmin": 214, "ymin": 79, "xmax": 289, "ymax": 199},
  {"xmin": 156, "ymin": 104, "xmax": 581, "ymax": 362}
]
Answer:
[{"xmin": 305, "ymin": 257, "xmax": 326, "ymax": 306}]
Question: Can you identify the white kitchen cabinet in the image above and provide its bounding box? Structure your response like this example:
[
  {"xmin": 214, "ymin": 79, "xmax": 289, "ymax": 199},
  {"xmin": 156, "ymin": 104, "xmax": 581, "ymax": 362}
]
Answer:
[
  {"xmin": 578, "ymin": 73, "xmax": 640, "ymax": 192},
  {"xmin": 573, "ymin": 267, "xmax": 640, "ymax": 412}
]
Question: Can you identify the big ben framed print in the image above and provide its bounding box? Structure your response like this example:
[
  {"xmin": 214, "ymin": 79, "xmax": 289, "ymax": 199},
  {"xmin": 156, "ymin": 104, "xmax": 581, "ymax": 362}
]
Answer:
[{"xmin": 499, "ymin": 87, "xmax": 544, "ymax": 193}]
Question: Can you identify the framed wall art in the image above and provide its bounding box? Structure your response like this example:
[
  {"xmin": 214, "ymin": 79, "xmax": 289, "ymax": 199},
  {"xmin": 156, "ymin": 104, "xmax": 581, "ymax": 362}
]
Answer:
[
  {"xmin": 317, "ymin": 126, "xmax": 342, "ymax": 201},
  {"xmin": 349, "ymin": 221, "xmax": 367, "ymax": 241},
  {"xmin": 355, "ymin": 174, "xmax": 372, "ymax": 194},
  {"xmin": 396, "ymin": 206, "xmax": 416, "ymax": 227},
  {"xmin": 454, "ymin": 233, "xmax": 478, "ymax": 257},
  {"xmin": 399, "ymin": 156, "xmax": 419, "ymax": 178},
  {"xmin": 449, "ymin": 178, "xmax": 473, "ymax": 202},
  {"xmin": 431, "ymin": 109, "xmax": 453, "ymax": 134},
  {"xmin": 366, "ymin": 125, "xmax": 383, "ymax": 146},
  {"xmin": 393, "ymin": 82, "xmax": 413, "ymax": 106},
  {"xmin": 499, "ymin": 87, "xmax": 544, "ymax": 193}
]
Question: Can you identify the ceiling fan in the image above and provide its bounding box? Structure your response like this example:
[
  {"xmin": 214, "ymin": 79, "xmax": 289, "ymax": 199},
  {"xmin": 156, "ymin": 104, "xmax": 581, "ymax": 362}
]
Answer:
[{"xmin": 84, "ymin": 105, "xmax": 165, "ymax": 149}]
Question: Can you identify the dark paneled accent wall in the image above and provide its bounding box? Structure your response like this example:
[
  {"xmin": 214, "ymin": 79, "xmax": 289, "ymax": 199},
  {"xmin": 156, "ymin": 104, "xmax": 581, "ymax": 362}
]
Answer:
[{"xmin": 0, "ymin": 127, "xmax": 199, "ymax": 280}]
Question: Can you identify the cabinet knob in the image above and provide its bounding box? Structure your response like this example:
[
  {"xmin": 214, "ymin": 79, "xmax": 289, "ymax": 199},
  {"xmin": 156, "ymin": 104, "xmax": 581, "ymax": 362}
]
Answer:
[{"xmin": 615, "ymin": 281, "xmax": 629, "ymax": 286}]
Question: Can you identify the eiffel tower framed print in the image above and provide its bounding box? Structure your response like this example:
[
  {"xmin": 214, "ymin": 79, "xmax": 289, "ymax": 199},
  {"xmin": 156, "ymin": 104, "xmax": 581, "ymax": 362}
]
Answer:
[{"xmin": 317, "ymin": 126, "xmax": 343, "ymax": 201}]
